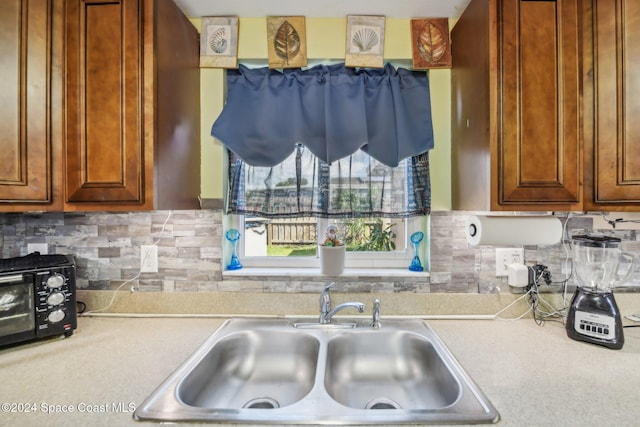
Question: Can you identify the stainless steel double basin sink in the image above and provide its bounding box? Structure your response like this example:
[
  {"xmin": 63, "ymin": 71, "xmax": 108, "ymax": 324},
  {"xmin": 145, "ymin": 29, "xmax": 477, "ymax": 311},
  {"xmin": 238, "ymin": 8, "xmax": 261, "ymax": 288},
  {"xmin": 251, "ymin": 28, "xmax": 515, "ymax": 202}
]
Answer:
[{"xmin": 134, "ymin": 318, "xmax": 499, "ymax": 424}]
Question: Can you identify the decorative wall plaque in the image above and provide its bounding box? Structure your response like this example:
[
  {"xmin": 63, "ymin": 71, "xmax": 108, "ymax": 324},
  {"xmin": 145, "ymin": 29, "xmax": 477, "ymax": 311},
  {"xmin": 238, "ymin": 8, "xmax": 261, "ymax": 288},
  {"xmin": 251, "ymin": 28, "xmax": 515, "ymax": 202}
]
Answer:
[
  {"xmin": 267, "ymin": 16, "xmax": 307, "ymax": 69},
  {"xmin": 345, "ymin": 15, "xmax": 385, "ymax": 68},
  {"xmin": 411, "ymin": 18, "xmax": 452, "ymax": 69},
  {"xmin": 200, "ymin": 16, "xmax": 239, "ymax": 69}
]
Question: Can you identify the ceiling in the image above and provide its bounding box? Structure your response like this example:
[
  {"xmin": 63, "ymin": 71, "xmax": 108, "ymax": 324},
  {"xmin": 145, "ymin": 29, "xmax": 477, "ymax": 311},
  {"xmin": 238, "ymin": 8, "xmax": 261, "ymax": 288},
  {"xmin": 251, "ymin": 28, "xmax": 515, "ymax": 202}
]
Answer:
[{"xmin": 171, "ymin": 0, "xmax": 473, "ymax": 20}]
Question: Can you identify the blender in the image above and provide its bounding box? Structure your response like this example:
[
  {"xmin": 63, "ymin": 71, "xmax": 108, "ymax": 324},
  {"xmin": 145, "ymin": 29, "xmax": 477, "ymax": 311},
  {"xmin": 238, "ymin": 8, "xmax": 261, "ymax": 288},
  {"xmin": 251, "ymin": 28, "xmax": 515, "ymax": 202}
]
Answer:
[{"xmin": 566, "ymin": 235, "xmax": 635, "ymax": 349}]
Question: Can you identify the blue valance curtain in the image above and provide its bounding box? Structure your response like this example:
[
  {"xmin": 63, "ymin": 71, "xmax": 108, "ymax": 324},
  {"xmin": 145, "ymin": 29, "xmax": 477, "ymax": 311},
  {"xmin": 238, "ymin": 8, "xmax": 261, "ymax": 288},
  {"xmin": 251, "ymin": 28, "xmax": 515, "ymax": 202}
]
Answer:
[
  {"xmin": 213, "ymin": 63, "xmax": 433, "ymax": 218},
  {"xmin": 211, "ymin": 63, "xmax": 434, "ymax": 168}
]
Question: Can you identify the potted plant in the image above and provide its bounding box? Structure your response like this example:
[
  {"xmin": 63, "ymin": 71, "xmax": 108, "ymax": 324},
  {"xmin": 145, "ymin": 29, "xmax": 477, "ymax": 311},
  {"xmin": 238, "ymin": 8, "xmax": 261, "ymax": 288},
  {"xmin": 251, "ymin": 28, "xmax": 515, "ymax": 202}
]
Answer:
[{"xmin": 318, "ymin": 224, "xmax": 346, "ymax": 275}]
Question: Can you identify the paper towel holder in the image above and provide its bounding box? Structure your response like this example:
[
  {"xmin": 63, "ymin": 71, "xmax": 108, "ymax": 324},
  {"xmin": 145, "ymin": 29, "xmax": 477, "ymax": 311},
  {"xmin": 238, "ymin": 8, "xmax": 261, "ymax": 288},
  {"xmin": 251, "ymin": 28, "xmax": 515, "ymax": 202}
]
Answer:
[{"xmin": 465, "ymin": 215, "xmax": 563, "ymax": 246}]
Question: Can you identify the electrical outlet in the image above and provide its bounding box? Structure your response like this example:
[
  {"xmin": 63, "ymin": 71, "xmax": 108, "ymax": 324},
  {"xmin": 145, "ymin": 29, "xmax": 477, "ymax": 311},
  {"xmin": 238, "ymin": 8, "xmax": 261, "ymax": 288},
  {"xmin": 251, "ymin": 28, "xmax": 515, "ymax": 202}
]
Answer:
[
  {"xmin": 140, "ymin": 245, "xmax": 158, "ymax": 273},
  {"xmin": 495, "ymin": 248, "xmax": 524, "ymax": 276}
]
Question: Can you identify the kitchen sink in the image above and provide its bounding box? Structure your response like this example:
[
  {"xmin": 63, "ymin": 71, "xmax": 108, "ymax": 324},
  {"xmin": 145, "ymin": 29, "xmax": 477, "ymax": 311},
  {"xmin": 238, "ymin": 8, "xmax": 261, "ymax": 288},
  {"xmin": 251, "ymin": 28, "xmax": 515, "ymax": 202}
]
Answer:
[{"xmin": 134, "ymin": 318, "xmax": 499, "ymax": 424}]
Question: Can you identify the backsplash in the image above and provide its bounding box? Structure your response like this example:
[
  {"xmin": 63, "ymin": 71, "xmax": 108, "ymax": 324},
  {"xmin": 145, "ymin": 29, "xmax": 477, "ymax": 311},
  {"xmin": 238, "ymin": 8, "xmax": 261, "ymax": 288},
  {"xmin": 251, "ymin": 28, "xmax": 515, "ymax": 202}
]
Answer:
[{"xmin": 1, "ymin": 210, "xmax": 638, "ymax": 293}]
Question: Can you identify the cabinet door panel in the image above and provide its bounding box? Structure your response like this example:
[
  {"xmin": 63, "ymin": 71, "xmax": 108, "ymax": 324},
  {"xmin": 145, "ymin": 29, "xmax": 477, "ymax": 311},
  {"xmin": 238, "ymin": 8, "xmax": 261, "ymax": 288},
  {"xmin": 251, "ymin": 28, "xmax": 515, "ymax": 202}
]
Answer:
[
  {"xmin": 65, "ymin": 0, "xmax": 143, "ymax": 203},
  {"xmin": 594, "ymin": 0, "xmax": 640, "ymax": 203},
  {"xmin": 0, "ymin": 0, "xmax": 52, "ymax": 203},
  {"xmin": 499, "ymin": 0, "xmax": 580, "ymax": 204}
]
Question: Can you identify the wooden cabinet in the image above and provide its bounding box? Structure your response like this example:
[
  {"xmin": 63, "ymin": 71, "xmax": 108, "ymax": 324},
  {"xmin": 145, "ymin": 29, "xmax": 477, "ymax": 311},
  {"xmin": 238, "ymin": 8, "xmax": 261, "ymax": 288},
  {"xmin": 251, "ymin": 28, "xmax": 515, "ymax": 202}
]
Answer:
[
  {"xmin": 64, "ymin": 0, "xmax": 200, "ymax": 210},
  {"xmin": 65, "ymin": 0, "xmax": 144, "ymax": 206},
  {"xmin": 0, "ymin": 0, "xmax": 63, "ymax": 211},
  {"xmin": 451, "ymin": 0, "xmax": 582, "ymax": 211},
  {"xmin": 583, "ymin": 0, "xmax": 640, "ymax": 210},
  {"xmin": 0, "ymin": 0, "xmax": 200, "ymax": 212}
]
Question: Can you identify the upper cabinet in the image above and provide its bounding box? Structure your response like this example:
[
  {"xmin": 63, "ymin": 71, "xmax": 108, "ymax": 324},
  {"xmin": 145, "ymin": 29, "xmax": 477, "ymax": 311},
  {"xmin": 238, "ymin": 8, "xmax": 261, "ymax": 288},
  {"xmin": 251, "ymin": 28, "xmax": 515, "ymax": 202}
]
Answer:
[
  {"xmin": 0, "ymin": 0, "xmax": 200, "ymax": 212},
  {"xmin": 583, "ymin": 0, "xmax": 640, "ymax": 210},
  {"xmin": 0, "ymin": 0, "xmax": 63, "ymax": 212},
  {"xmin": 451, "ymin": 0, "xmax": 582, "ymax": 211},
  {"xmin": 452, "ymin": 0, "xmax": 640, "ymax": 212},
  {"xmin": 64, "ymin": 0, "xmax": 200, "ymax": 211},
  {"xmin": 65, "ymin": 0, "xmax": 145, "ymax": 207}
]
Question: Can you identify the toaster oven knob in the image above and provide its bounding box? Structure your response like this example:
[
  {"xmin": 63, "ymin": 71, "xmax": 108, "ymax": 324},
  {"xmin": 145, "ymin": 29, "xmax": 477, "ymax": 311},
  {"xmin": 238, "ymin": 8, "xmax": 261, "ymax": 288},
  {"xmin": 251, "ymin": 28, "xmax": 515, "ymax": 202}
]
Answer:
[
  {"xmin": 46, "ymin": 274, "xmax": 65, "ymax": 288},
  {"xmin": 48, "ymin": 309, "xmax": 65, "ymax": 324},
  {"xmin": 47, "ymin": 292, "xmax": 65, "ymax": 306}
]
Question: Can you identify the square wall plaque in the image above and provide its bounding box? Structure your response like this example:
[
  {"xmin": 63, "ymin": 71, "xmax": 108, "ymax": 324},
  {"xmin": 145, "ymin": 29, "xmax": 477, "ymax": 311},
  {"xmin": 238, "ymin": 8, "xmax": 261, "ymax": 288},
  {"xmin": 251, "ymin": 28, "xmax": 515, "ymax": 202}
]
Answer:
[
  {"xmin": 411, "ymin": 18, "xmax": 452, "ymax": 69},
  {"xmin": 267, "ymin": 16, "xmax": 307, "ymax": 69},
  {"xmin": 200, "ymin": 16, "xmax": 239, "ymax": 68},
  {"xmin": 345, "ymin": 15, "xmax": 385, "ymax": 68}
]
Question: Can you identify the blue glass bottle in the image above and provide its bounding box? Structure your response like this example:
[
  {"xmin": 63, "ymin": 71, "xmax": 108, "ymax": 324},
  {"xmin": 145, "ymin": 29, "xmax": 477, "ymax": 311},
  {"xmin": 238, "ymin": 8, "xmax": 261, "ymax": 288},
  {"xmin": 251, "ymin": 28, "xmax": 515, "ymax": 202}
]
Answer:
[
  {"xmin": 225, "ymin": 229, "xmax": 242, "ymax": 270},
  {"xmin": 408, "ymin": 231, "xmax": 424, "ymax": 272}
]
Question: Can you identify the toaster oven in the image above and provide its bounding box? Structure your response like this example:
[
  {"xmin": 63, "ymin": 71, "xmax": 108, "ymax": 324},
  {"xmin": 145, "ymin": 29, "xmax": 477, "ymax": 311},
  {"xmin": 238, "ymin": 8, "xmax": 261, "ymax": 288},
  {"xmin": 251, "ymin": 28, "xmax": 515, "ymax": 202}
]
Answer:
[{"xmin": 0, "ymin": 253, "xmax": 77, "ymax": 347}]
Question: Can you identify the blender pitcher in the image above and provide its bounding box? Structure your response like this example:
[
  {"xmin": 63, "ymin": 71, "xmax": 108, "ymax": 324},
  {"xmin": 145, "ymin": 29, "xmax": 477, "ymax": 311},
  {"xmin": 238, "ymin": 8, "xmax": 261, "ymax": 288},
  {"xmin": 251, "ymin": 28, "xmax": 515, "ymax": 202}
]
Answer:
[
  {"xmin": 566, "ymin": 235, "xmax": 635, "ymax": 349},
  {"xmin": 572, "ymin": 235, "xmax": 634, "ymax": 292}
]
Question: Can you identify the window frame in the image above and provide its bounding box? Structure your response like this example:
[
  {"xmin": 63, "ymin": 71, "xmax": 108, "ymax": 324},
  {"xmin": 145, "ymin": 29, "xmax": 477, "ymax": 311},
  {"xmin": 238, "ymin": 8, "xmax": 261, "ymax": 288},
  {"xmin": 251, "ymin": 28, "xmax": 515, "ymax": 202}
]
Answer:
[{"xmin": 226, "ymin": 214, "xmax": 427, "ymax": 270}]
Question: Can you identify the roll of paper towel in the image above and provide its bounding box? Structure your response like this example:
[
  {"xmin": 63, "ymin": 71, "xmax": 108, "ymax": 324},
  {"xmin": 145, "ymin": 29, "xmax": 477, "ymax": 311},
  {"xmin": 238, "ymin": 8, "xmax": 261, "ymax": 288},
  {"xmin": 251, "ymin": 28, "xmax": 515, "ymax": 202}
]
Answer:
[{"xmin": 465, "ymin": 215, "xmax": 562, "ymax": 246}]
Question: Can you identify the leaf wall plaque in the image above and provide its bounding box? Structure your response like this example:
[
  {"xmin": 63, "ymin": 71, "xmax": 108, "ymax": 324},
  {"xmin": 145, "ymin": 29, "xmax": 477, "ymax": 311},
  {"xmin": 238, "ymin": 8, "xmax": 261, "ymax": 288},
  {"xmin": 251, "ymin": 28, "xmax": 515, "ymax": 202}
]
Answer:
[
  {"xmin": 274, "ymin": 20, "xmax": 301, "ymax": 62},
  {"xmin": 411, "ymin": 18, "xmax": 451, "ymax": 69},
  {"xmin": 418, "ymin": 22, "xmax": 446, "ymax": 63},
  {"xmin": 267, "ymin": 16, "xmax": 307, "ymax": 68}
]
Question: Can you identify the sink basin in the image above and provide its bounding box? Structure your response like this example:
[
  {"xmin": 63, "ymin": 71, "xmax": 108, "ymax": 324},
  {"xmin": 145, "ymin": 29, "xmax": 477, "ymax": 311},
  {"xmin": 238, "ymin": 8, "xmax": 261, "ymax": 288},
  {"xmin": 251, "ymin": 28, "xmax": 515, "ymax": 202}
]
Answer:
[
  {"xmin": 135, "ymin": 318, "xmax": 499, "ymax": 424},
  {"xmin": 178, "ymin": 329, "xmax": 319, "ymax": 409},
  {"xmin": 325, "ymin": 331, "xmax": 460, "ymax": 410}
]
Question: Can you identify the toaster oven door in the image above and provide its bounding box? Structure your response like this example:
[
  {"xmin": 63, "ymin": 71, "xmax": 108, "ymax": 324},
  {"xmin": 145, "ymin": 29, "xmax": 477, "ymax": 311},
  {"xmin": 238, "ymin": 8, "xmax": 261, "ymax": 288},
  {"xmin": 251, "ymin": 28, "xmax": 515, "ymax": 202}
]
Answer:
[{"xmin": 0, "ymin": 274, "xmax": 35, "ymax": 338}]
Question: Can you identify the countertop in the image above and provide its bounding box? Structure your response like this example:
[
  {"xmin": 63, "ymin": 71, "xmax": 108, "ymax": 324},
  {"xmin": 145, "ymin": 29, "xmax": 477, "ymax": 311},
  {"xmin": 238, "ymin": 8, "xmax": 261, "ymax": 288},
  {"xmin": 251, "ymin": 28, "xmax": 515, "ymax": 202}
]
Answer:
[{"xmin": 2, "ymin": 315, "xmax": 640, "ymax": 427}]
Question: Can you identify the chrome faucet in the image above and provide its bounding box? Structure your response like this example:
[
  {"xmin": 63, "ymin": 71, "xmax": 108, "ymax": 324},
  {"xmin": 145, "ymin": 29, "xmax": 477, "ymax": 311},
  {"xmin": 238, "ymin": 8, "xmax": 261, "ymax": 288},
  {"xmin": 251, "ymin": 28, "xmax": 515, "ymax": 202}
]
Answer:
[
  {"xmin": 319, "ymin": 283, "xmax": 365, "ymax": 324},
  {"xmin": 370, "ymin": 298, "xmax": 382, "ymax": 328}
]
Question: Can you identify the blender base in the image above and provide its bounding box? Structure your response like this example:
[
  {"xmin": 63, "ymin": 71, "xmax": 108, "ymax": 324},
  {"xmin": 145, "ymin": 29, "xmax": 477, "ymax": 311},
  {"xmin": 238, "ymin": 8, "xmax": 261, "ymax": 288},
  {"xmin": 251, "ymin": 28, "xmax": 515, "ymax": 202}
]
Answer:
[{"xmin": 565, "ymin": 287, "xmax": 624, "ymax": 350}]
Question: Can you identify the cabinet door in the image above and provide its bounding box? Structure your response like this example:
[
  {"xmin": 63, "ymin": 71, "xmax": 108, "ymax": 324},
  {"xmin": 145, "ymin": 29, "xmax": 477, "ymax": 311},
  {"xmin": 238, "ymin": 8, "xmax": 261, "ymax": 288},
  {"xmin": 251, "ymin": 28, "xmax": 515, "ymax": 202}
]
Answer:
[
  {"xmin": 591, "ymin": 0, "xmax": 640, "ymax": 204},
  {"xmin": 0, "ymin": 0, "xmax": 53, "ymax": 204},
  {"xmin": 65, "ymin": 0, "xmax": 144, "ymax": 204},
  {"xmin": 498, "ymin": 0, "xmax": 581, "ymax": 206}
]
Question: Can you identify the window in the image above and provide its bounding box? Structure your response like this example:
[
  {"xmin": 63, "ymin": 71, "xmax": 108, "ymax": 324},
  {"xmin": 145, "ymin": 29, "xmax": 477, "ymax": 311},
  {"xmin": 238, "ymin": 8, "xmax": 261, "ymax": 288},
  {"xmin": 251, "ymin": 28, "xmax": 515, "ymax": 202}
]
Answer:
[
  {"xmin": 214, "ymin": 63, "xmax": 433, "ymax": 272},
  {"xmin": 229, "ymin": 214, "xmax": 426, "ymax": 270},
  {"xmin": 224, "ymin": 146, "xmax": 429, "ymax": 271}
]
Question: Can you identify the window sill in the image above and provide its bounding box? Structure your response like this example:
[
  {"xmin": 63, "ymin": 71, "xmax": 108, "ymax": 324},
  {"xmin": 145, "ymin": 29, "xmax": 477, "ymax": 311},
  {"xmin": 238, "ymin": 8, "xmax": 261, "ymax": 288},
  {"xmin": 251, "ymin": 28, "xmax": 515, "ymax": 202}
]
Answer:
[{"xmin": 223, "ymin": 267, "xmax": 429, "ymax": 279}]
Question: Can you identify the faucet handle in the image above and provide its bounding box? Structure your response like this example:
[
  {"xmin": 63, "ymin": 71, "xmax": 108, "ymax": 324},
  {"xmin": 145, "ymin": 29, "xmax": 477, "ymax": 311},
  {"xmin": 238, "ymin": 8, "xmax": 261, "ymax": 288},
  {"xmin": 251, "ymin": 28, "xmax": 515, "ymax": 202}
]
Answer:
[
  {"xmin": 370, "ymin": 298, "xmax": 382, "ymax": 329},
  {"xmin": 320, "ymin": 282, "xmax": 334, "ymax": 302},
  {"xmin": 319, "ymin": 282, "xmax": 335, "ymax": 322},
  {"xmin": 320, "ymin": 283, "xmax": 334, "ymax": 303}
]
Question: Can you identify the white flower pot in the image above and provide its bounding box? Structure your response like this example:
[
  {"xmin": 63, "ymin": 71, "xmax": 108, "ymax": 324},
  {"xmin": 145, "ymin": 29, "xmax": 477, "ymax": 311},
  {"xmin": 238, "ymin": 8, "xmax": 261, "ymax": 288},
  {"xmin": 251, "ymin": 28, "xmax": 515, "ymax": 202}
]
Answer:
[{"xmin": 319, "ymin": 245, "xmax": 345, "ymax": 276}]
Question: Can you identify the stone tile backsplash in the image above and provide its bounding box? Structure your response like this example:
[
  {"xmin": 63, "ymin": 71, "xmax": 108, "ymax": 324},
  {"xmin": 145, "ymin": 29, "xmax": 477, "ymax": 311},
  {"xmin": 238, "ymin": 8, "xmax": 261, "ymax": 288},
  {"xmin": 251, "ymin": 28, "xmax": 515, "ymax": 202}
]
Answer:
[
  {"xmin": 0, "ymin": 211, "xmax": 222, "ymax": 292},
  {"xmin": 1, "ymin": 210, "xmax": 638, "ymax": 293}
]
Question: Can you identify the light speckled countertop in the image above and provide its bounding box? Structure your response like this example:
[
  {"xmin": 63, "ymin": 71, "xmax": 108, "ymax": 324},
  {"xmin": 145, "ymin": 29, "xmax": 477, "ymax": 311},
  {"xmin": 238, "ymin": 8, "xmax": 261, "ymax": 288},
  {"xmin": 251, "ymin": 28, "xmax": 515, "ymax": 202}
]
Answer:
[{"xmin": 1, "ymin": 316, "xmax": 639, "ymax": 426}]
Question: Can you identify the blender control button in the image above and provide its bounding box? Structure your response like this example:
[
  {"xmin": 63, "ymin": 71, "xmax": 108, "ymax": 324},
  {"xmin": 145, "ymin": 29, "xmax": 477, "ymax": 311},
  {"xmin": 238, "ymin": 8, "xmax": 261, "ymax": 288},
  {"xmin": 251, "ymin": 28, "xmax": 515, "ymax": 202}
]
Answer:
[
  {"xmin": 579, "ymin": 324, "xmax": 585, "ymax": 330},
  {"xmin": 597, "ymin": 327, "xmax": 603, "ymax": 334},
  {"xmin": 604, "ymin": 328, "xmax": 609, "ymax": 335}
]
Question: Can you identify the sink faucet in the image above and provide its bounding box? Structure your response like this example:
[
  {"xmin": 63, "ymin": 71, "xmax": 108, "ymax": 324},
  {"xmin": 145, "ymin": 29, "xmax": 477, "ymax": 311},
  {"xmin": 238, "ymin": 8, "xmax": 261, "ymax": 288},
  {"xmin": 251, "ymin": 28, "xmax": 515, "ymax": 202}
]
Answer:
[{"xmin": 319, "ymin": 283, "xmax": 365, "ymax": 324}]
